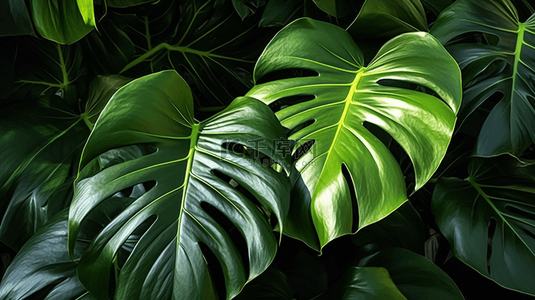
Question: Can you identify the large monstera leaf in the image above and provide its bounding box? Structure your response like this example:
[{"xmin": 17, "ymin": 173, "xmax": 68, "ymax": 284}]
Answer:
[
  {"xmin": 432, "ymin": 155, "xmax": 535, "ymax": 296},
  {"xmin": 68, "ymin": 70, "xmax": 291, "ymax": 300},
  {"xmin": 247, "ymin": 18, "xmax": 461, "ymax": 249},
  {"xmin": 431, "ymin": 0, "xmax": 535, "ymax": 156}
]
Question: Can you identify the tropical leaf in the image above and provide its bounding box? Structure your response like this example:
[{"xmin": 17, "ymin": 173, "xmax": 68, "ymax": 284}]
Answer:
[
  {"xmin": 317, "ymin": 266, "xmax": 408, "ymax": 300},
  {"xmin": 260, "ymin": 0, "xmax": 304, "ymax": 27},
  {"xmin": 68, "ymin": 70, "xmax": 291, "ymax": 300},
  {"xmin": 247, "ymin": 18, "xmax": 461, "ymax": 249},
  {"xmin": 3, "ymin": 37, "xmax": 85, "ymax": 105},
  {"xmin": 0, "ymin": 75, "xmax": 127, "ymax": 250},
  {"xmin": 432, "ymin": 155, "xmax": 535, "ymax": 296},
  {"xmin": 0, "ymin": 210, "xmax": 91, "ymax": 300},
  {"xmin": 352, "ymin": 202, "xmax": 425, "ymax": 255},
  {"xmin": 327, "ymin": 248, "xmax": 465, "ymax": 300},
  {"xmin": 29, "ymin": 0, "xmax": 96, "ymax": 44},
  {"xmin": 0, "ymin": 97, "xmax": 89, "ymax": 250},
  {"xmin": 0, "ymin": 195, "xmax": 139, "ymax": 300},
  {"xmin": 431, "ymin": 0, "xmax": 535, "ymax": 156},
  {"xmin": 94, "ymin": 0, "xmax": 156, "ymax": 8},
  {"xmin": 234, "ymin": 266, "xmax": 293, "ymax": 300},
  {"xmin": 347, "ymin": 0, "xmax": 429, "ymax": 41},
  {"xmin": 0, "ymin": 0, "xmax": 35, "ymax": 37},
  {"xmin": 111, "ymin": 0, "xmax": 274, "ymax": 109},
  {"xmin": 312, "ymin": 0, "xmax": 361, "ymax": 18}
]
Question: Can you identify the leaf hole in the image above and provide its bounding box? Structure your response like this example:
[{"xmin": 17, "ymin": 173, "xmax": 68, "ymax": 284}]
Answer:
[
  {"xmin": 287, "ymin": 119, "xmax": 316, "ymax": 138},
  {"xmin": 268, "ymin": 95, "xmax": 316, "ymax": 113},
  {"xmin": 198, "ymin": 242, "xmax": 227, "ymax": 300},
  {"xmin": 377, "ymin": 79, "xmax": 447, "ymax": 107},
  {"xmin": 256, "ymin": 68, "xmax": 318, "ymax": 85},
  {"xmin": 362, "ymin": 122, "xmax": 415, "ymax": 189},
  {"xmin": 342, "ymin": 163, "xmax": 359, "ymax": 232},
  {"xmin": 487, "ymin": 217, "xmax": 497, "ymax": 275}
]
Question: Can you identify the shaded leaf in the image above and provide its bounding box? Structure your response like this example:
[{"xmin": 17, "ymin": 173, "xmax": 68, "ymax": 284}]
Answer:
[
  {"xmin": 432, "ymin": 155, "xmax": 535, "ymax": 296},
  {"xmin": 0, "ymin": 0, "xmax": 35, "ymax": 37}
]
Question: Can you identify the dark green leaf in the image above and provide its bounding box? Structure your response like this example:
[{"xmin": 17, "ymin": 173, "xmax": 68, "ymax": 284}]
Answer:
[
  {"xmin": 234, "ymin": 266, "xmax": 293, "ymax": 300},
  {"xmin": 347, "ymin": 0, "xmax": 428, "ymax": 42},
  {"xmin": 68, "ymin": 70, "xmax": 291, "ymax": 300},
  {"xmin": 0, "ymin": 0, "xmax": 35, "ymax": 37},
  {"xmin": 353, "ymin": 248, "xmax": 464, "ymax": 300},
  {"xmin": 4, "ymin": 38, "xmax": 85, "ymax": 106},
  {"xmin": 352, "ymin": 202, "xmax": 425, "ymax": 255},
  {"xmin": 114, "ymin": 0, "xmax": 274, "ymax": 109},
  {"xmin": 0, "ymin": 97, "xmax": 89, "ymax": 250},
  {"xmin": 260, "ymin": 0, "xmax": 304, "ymax": 27},
  {"xmin": 84, "ymin": 75, "xmax": 132, "ymax": 126},
  {"xmin": 247, "ymin": 18, "xmax": 461, "ymax": 249},
  {"xmin": 431, "ymin": 0, "xmax": 535, "ymax": 156},
  {"xmin": 318, "ymin": 266, "xmax": 407, "ymax": 300},
  {"xmin": 312, "ymin": 0, "xmax": 360, "ymax": 18},
  {"xmin": 29, "ymin": 0, "xmax": 96, "ymax": 44},
  {"xmin": 0, "ymin": 210, "xmax": 90, "ymax": 300},
  {"xmin": 432, "ymin": 155, "xmax": 535, "ymax": 296}
]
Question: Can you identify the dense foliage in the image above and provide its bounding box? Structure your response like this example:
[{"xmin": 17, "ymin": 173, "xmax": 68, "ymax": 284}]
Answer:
[{"xmin": 0, "ymin": 0, "xmax": 534, "ymax": 299}]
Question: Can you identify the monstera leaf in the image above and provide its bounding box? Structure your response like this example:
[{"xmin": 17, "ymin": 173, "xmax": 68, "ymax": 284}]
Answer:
[
  {"xmin": 318, "ymin": 248, "xmax": 464, "ymax": 300},
  {"xmin": 112, "ymin": 0, "xmax": 274, "ymax": 109},
  {"xmin": 68, "ymin": 70, "xmax": 291, "ymax": 300},
  {"xmin": 29, "ymin": 0, "xmax": 96, "ymax": 44},
  {"xmin": 0, "ymin": 0, "xmax": 35, "ymax": 37},
  {"xmin": 247, "ymin": 18, "xmax": 461, "ymax": 249},
  {"xmin": 432, "ymin": 155, "xmax": 535, "ymax": 296},
  {"xmin": 431, "ymin": 0, "xmax": 535, "ymax": 156}
]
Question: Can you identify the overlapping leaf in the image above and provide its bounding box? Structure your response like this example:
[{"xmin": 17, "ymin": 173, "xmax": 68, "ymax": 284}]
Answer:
[
  {"xmin": 247, "ymin": 18, "xmax": 461, "ymax": 249},
  {"xmin": 68, "ymin": 71, "xmax": 291, "ymax": 300},
  {"xmin": 432, "ymin": 155, "xmax": 535, "ymax": 296},
  {"xmin": 109, "ymin": 0, "xmax": 274, "ymax": 109},
  {"xmin": 347, "ymin": 0, "xmax": 428, "ymax": 41},
  {"xmin": 431, "ymin": 0, "xmax": 535, "ymax": 156},
  {"xmin": 0, "ymin": 0, "xmax": 35, "ymax": 37},
  {"xmin": 29, "ymin": 0, "xmax": 96, "ymax": 44},
  {"xmin": 3, "ymin": 37, "xmax": 85, "ymax": 105}
]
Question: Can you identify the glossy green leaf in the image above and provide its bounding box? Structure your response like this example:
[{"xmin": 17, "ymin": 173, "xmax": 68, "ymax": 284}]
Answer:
[
  {"xmin": 114, "ymin": 0, "xmax": 274, "ymax": 109},
  {"xmin": 0, "ymin": 210, "xmax": 90, "ymax": 300},
  {"xmin": 318, "ymin": 266, "xmax": 408, "ymax": 300},
  {"xmin": 29, "ymin": 0, "xmax": 96, "ymax": 44},
  {"xmin": 68, "ymin": 70, "xmax": 291, "ymax": 300},
  {"xmin": 247, "ymin": 18, "xmax": 461, "ymax": 249},
  {"xmin": 234, "ymin": 266, "xmax": 293, "ymax": 300},
  {"xmin": 347, "ymin": 0, "xmax": 428, "ymax": 41},
  {"xmin": 312, "ymin": 0, "xmax": 360, "ymax": 18},
  {"xmin": 83, "ymin": 75, "xmax": 132, "ymax": 126},
  {"xmin": 80, "ymin": 14, "xmax": 135, "ymax": 74},
  {"xmin": 421, "ymin": 0, "xmax": 452, "ymax": 16},
  {"xmin": 431, "ymin": 0, "xmax": 535, "ymax": 156},
  {"xmin": 353, "ymin": 248, "xmax": 464, "ymax": 300},
  {"xmin": 0, "ymin": 0, "xmax": 35, "ymax": 37},
  {"xmin": 260, "ymin": 0, "xmax": 303, "ymax": 27},
  {"xmin": 0, "ymin": 97, "xmax": 89, "ymax": 250},
  {"xmin": 432, "ymin": 155, "xmax": 535, "ymax": 296},
  {"xmin": 352, "ymin": 202, "xmax": 425, "ymax": 255}
]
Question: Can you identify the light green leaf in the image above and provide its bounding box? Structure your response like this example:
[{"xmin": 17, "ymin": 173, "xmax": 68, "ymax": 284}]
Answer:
[
  {"xmin": 247, "ymin": 18, "xmax": 461, "ymax": 249},
  {"xmin": 431, "ymin": 0, "xmax": 535, "ymax": 156},
  {"xmin": 68, "ymin": 70, "xmax": 291, "ymax": 300},
  {"xmin": 432, "ymin": 155, "xmax": 535, "ymax": 296},
  {"xmin": 29, "ymin": 0, "xmax": 96, "ymax": 44}
]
